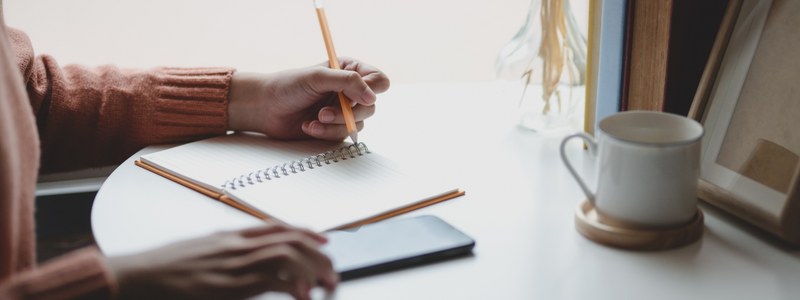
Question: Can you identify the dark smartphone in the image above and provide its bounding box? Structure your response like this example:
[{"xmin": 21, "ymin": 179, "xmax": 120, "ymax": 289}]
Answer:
[{"xmin": 321, "ymin": 215, "xmax": 475, "ymax": 280}]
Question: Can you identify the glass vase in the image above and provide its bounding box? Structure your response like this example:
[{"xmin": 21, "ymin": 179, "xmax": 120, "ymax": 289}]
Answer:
[{"xmin": 495, "ymin": 0, "xmax": 587, "ymax": 133}]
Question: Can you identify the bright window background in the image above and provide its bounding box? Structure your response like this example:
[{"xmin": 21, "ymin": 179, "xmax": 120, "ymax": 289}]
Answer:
[{"xmin": 3, "ymin": 0, "xmax": 588, "ymax": 83}]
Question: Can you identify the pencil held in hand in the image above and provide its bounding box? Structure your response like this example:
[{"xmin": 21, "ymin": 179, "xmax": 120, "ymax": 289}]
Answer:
[{"xmin": 314, "ymin": 0, "xmax": 359, "ymax": 144}]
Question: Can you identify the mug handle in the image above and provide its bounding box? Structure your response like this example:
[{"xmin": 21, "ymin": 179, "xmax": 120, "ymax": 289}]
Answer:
[{"xmin": 560, "ymin": 132, "xmax": 598, "ymax": 204}]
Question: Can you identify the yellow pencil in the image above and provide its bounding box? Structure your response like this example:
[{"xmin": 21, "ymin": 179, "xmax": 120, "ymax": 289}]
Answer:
[{"xmin": 314, "ymin": 0, "xmax": 358, "ymax": 145}]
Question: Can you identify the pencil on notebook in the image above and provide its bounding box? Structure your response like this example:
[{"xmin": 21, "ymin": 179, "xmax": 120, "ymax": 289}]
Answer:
[{"xmin": 314, "ymin": 0, "xmax": 359, "ymax": 145}]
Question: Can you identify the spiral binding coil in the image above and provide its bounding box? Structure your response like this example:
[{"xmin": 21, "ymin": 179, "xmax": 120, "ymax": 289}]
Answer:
[{"xmin": 222, "ymin": 142, "xmax": 370, "ymax": 189}]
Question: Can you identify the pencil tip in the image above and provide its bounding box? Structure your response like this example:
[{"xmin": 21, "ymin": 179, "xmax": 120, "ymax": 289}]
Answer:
[{"xmin": 349, "ymin": 131, "xmax": 358, "ymax": 145}]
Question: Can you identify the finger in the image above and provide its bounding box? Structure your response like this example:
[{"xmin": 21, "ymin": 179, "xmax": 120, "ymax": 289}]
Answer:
[
  {"xmin": 274, "ymin": 233, "xmax": 338, "ymax": 291},
  {"xmin": 193, "ymin": 227, "xmax": 291, "ymax": 258},
  {"xmin": 199, "ymin": 226, "xmax": 327, "ymax": 258},
  {"xmin": 224, "ymin": 272, "xmax": 275, "ymax": 299},
  {"xmin": 184, "ymin": 231, "xmax": 257, "ymax": 258},
  {"xmin": 308, "ymin": 67, "xmax": 376, "ymax": 106},
  {"xmin": 230, "ymin": 232, "xmax": 337, "ymax": 291},
  {"xmin": 318, "ymin": 104, "xmax": 376, "ymax": 124},
  {"xmin": 197, "ymin": 273, "xmax": 246, "ymax": 298},
  {"xmin": 295, "ymin": 279, "xmax": 313, "ymax": 300},
  {"xmin": 222, "ymin": 233, "xmax": 320, "ymax": 273},
  {"xmin": 302, "ymin": 121, "xmax": 365, "ymax": 141},
  {"xmin": 262, "ymin": 245, "xmax": 320, "ymax": 290},
  {"xmin": 231, "ymin": 272, "xmax": 307, "ymax": 300},
  {"xmin": 240, "ymin": 224, "xmax": 327, "ymax": 244},
  {"xmin": 199, "ymin": 272, "xmax": 311, "ymax": 300},
  {"xmin": 236, "ymin": 224, "xmax": 291, "ymax": 236},
  {"xmin": 223, "ymin": 229, "xmax": 325, "ymax": 258},
  {"xmin": 322, "ymin": 57, "xmax": 390, "ymax": 94}
]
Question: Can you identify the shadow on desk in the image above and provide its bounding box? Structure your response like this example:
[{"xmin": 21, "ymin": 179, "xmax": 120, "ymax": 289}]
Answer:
[
  {"xmin": 341, "ymin": 252, "xmax": 476, "ymax": 282},
  {"xmin": 700, "ymin": 201, "xmax": 800, "ymax": 255},
  {"xmin": 573, "ymin": 202, "xmax": 800, "ymax": 278}
]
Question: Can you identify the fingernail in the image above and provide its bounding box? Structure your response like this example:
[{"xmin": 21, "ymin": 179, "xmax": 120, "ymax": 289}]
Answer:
[
  {"xmin": 311, "ymin": 123, "xmax": 325, "ymax": 136},
  {"xmin": 361, "ymin": 87, "xmax": 376, "ymax": 104},
  {"xmin": 320, "ymin": 110, "xmax": 335, "ymax": 122}
]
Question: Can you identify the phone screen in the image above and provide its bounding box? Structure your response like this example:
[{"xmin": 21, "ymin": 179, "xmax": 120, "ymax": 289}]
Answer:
[{"xmin": 321, "ymin": 215, "xmax": 475, "ymax": 280}]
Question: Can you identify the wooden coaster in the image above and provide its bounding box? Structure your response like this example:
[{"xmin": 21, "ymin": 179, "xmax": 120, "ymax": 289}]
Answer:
[{"xmin": 575, "ymin": 199, "xmax": 704, "ymax": 251}]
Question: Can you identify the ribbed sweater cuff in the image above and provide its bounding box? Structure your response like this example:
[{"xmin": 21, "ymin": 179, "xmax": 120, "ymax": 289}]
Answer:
[
  {"xmin": 152, "ymin": 67, "xmax": 235, "ymax": 141},
  {"xmin": 5, "ymin": 247, "xmax": 116, "ymax": 300}
]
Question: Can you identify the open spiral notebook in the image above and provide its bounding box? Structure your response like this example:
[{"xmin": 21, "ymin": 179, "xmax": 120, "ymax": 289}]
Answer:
[{"xmin": 135, "ymin": 132, "xmax": 464, "ymax": 232}]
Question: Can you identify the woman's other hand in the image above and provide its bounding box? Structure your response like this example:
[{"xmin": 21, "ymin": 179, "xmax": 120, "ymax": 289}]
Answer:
[
  {"xmin": 106, "ymin": 224, "xmax": 337, "ymax": 300},
  {"xmin": 227, "ymin": 57, "xmax": 390, "ymax": 141}
]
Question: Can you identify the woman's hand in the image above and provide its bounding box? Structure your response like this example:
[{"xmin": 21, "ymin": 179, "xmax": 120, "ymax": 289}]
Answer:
[
  {"xmin": 106, "ymin": 224, "xmax": 337, "ymax": 300},
  {"xmin": 227, "ymin": 58, "xmax": 390, "ymax": 140}
]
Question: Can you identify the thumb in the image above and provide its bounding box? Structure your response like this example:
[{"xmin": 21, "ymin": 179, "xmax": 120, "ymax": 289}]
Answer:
[{"xmin": 308, "ymin": 67, "xmax": 376, "ymax": 106}]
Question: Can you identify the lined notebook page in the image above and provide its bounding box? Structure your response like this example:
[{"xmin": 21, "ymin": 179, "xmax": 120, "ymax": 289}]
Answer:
[
  {"xmin": 140, "ymin": 132, "xmax": 458, "ymax": 231},
  {"xmin": 140, "ymin": 133, "xmax": 349, "ymax": 192}
]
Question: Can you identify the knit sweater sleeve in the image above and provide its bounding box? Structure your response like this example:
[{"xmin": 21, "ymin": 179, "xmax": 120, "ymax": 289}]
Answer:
[
  {"xmin": 0, "ymin": 247, "xmax": 117, "ymax": 300},
  {"xmin": 1, "ymin": 24, "xmax": 117, "ymax": 300},
  {"xmin": 9, "ymin": 28, "xmax": 234, "ymax": 173}
]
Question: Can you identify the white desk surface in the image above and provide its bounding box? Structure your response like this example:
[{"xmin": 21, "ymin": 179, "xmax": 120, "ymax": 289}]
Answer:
[{"xmin": 93, "ymin": 82, "xmax": 800, "ymax": 300}]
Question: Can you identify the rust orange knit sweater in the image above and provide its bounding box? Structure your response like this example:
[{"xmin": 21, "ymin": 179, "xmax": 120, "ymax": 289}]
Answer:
[{"xmin": 0, "ymin": 12, "xmax": 234, "ymax": 300}]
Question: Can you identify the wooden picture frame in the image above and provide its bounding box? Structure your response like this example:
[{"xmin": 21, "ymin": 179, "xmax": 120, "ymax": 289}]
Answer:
[{"xmin": 689, "ymin": 0, "xmax": 800, "ymax": 244}]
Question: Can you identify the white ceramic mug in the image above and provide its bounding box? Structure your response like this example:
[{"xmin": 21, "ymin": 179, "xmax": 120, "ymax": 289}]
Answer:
[{"xmin": 560, "ymin": 111, "xmax": 704, "ymax": 228}]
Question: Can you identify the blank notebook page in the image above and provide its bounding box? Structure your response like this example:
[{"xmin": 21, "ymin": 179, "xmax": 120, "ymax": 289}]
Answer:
[
  {"xmin": 140, "ymin": 133, "xmax": 351, "ymax": 192},
  {"xmin": 226, "ymin": 151, "xmax": 456, "ymax": 232},
  {"xmin": 140, "ymin": 133, "xmax": 457, "ymax": 231}
]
